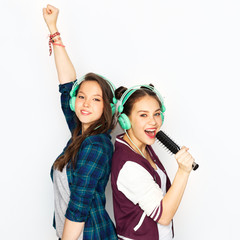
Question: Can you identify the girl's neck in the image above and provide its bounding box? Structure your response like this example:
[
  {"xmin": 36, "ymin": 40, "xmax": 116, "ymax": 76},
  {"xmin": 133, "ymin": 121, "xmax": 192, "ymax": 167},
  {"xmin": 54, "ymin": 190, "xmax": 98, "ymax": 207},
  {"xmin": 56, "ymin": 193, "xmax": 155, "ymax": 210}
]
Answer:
[
  {"xmin": 81, "ymin": 126, "xmax": 86, "ymax": 133},
  {"xmin": 123, "ymin": 132, "xmax": 157, "ymax": 170},
  {"xmin": 123, "ymin": 132, "xmax": 147, "ymax": 158}
]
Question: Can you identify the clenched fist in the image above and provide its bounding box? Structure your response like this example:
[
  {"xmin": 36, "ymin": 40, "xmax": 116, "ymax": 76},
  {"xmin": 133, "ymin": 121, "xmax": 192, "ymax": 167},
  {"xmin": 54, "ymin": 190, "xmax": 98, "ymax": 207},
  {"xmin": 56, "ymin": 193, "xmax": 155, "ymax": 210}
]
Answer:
[
  {"xmin": 175, "ymin": 146, "xmax": 194, "ymax": 173},
  {"xmin": 43, "ymin": 4, "xmax": 59, "ymax": 34}
]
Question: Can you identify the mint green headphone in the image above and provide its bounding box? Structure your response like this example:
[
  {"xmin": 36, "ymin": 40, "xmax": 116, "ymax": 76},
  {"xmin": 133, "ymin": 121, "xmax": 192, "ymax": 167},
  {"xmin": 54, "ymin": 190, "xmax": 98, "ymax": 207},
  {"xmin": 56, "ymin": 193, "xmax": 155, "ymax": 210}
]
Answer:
[
  {"xmin": 69, "ymin": 74, "xmax": 117, "ymax": 115},
  {"xmin": 118, "ymin": 85, "xmax": 166, "ymax": 130}
]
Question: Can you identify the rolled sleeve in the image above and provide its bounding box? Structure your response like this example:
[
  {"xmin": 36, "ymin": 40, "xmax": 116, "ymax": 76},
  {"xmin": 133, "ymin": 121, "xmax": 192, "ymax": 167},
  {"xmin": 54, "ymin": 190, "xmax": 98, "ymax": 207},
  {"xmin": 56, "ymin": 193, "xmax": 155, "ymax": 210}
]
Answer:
[
  {"xmin": 59, "ymin": 81, "xmax": 76, "ymax": 133},
  {"xmin": 65, "ymin": 141, "xmax": 108, "ymax": 222}
]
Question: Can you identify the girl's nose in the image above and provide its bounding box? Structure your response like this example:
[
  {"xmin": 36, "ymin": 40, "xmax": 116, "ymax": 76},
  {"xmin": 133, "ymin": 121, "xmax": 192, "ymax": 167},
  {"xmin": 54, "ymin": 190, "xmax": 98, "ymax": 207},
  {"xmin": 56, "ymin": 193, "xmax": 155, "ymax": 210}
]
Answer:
[
  {"xmin": 149, "ymin": 116, "xmax": 157, "ymax": 125},
  {"xmin": 83, "ymin": 99, "xmax": 90, "ymax": 107}
]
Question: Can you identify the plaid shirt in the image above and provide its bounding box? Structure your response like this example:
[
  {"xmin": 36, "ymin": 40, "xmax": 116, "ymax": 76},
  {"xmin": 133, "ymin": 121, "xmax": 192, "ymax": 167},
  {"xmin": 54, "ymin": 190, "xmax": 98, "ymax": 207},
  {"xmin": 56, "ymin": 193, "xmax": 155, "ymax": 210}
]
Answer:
[{"xmin": 51, "ymin": 81, "xmax": 117, "ymax": 240}]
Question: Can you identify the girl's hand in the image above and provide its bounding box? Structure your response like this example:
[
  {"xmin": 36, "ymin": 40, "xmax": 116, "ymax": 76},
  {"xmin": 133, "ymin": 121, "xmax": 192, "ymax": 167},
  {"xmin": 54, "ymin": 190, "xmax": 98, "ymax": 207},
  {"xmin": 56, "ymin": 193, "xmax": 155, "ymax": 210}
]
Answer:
[
  {"xmin": 43, "ymin": 4, "xmax": 59, "ymax": 33},
  {"xmin": 175, "ymin": 146, "xmax": 194, "ymax": 173}
]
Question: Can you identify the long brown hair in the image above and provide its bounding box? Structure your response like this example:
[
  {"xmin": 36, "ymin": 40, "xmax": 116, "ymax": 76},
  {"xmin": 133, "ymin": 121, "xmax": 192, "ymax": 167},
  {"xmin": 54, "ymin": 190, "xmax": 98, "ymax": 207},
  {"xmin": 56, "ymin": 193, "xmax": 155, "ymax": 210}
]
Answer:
[{"xmin": 54, "ymin": 73, "xmax": 116, "ymax": 171}]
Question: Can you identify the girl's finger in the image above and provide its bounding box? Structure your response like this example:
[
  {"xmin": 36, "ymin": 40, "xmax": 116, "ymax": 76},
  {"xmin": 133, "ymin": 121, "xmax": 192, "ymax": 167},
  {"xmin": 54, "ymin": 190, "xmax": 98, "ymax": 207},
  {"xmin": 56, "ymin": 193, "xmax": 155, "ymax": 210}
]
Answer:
[
  {"xmin": 175, "ymin": 146, "xmax": 189, "ymax": 159},
  {"xmin": 47, "ymin": 4, "xmax": 58, "ymax": 13},
  {"xmin": 47, "ymin": 4, "xmax": 56, "ymax": 10},
  {"xmin": 177, "ymin": 152, "xmax": 190, "ymax": 164},
  {"xmin": 46, "ymin": 8, "xmax": 52, "ymax": 14},
  {"xmin": 181, "ymin": 155, "xmax": 194, "ymax": 165}
]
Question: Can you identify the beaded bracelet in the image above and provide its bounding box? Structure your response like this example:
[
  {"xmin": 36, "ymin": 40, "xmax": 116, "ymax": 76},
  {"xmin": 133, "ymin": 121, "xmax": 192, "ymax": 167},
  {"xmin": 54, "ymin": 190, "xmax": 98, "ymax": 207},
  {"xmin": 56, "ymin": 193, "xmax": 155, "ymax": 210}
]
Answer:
[
  {"xmin": 50, "ymin": 32, "xmax": 60, "ymax": 39},
  {"xmin": 51, "ymin": 37, "xmax": 62, "ymax": 43},
  {"xmin": 49, "ymin": 32, "xmax": 65, "ymax": 56}
]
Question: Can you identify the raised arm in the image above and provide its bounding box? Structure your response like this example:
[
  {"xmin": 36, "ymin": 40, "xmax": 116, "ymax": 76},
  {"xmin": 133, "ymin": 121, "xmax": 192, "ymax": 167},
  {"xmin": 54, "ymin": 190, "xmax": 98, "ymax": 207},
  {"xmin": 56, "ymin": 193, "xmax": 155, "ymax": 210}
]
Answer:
[{"xmin": 43, "ymin": 4, "xmax": 76, "ymax": 84}]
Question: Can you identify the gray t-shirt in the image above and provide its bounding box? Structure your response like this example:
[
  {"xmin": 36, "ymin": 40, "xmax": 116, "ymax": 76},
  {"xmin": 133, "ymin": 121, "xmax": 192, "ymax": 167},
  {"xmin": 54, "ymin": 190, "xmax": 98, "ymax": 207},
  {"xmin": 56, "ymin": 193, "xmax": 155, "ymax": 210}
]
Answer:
[{"xmin": 53, "ymin": 166, "xmax": 84, "ymax": 239}]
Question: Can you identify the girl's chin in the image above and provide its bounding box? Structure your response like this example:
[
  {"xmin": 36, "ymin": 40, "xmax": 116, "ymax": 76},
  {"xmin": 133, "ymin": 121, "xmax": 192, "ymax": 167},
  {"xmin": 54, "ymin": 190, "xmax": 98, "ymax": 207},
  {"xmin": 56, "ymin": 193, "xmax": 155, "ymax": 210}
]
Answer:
[
  {"xmin": 140, "ymin": 136, "xmax": 156, "ymax": 146},
  {"xmin": 146, "ymin": 139, "xmax": 156, "ymax": 146}
]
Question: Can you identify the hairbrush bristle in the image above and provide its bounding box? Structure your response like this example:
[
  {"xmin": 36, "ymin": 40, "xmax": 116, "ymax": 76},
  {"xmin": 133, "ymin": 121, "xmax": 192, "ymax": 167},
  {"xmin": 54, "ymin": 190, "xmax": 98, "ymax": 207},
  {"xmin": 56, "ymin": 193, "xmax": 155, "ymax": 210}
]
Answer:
[{"xmin": 158, "ymin": 142, "xmax": 173, "ymax": 154}]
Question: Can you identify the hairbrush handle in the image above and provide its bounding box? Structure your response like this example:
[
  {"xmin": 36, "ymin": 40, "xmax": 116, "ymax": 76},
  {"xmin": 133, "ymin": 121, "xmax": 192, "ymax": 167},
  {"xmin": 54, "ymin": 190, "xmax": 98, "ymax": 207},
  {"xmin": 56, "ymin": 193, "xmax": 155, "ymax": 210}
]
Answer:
[{"xmin": 156, "ymin": 131, "xmax": 199, "ymax": 171}]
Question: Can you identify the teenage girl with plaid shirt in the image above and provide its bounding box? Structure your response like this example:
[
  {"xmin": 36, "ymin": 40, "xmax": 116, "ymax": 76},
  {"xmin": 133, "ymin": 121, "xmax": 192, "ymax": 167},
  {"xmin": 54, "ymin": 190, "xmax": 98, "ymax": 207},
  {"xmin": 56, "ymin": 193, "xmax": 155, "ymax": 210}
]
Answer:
[{"xmin": 43, "ymin": 4, "xmax": 118, "ymax": 240}]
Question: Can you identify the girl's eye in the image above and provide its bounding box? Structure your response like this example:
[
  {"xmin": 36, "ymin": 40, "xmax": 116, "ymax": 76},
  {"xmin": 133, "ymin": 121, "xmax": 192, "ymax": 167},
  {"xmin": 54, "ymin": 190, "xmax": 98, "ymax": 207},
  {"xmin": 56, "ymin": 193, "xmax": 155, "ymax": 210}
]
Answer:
[
  {"xmin": 155, "ymin": 112, "xmax": 161, "ymax": 116},
  {"xmin": 93, "ymin": 98, "xmax": 101, "ymax": 102},
  {"xmin": 140, "ymin": 114, "xmax": 147, "ymax": 117},
  {"xmin": 78, "ymin": 95, "xmax": 84, "ymax": 99}
]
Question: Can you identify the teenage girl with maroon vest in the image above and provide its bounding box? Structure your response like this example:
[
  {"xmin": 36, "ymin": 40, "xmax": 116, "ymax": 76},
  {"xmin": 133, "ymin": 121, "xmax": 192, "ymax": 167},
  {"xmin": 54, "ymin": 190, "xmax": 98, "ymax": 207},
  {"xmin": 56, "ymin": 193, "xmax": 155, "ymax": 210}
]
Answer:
[{"xmin": 111, "ymin": 85, "xmax": 195, "ymax": 240}]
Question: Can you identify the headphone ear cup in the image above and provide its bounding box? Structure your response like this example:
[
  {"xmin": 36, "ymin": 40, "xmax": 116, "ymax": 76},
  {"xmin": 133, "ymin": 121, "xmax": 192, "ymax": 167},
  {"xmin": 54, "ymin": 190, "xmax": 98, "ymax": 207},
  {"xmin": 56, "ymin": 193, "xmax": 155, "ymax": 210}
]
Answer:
[
  {"xmin": 118, "ymin": 113, "xmax": 131, "ymax": 130},
  {"xmin": 69, "ymin": 96, "xmax": 76, "ymax": 112},
  {"xmin": 112, "ymin": 97, "xmax": 117, "ymax": 105},
  {"xmin": 111, "ymin": 103, "xmax": 116, "ymax": 116}
]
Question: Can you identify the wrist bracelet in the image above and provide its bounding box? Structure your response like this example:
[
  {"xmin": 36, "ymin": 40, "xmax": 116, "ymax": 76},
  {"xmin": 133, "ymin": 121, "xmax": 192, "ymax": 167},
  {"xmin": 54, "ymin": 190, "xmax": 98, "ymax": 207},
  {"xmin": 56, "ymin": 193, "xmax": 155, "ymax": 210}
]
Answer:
[
  {"xmin": 50, "ymin": 32, "xmax": 60, "ymax": 39},
  {"xmin": 49, "ymin": 32, "xmax": 65, "ymax": 56},
  {"xmin": 51, "ymin": 37, "xmax": 62, "ymax": 43}
]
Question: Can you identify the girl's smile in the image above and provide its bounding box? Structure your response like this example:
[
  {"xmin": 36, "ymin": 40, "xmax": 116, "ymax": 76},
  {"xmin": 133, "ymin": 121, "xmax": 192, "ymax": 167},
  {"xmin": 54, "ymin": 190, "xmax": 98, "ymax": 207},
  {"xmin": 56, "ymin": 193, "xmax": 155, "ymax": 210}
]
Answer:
[
  {"xmin": 80, "ymin": 110, "xmax": 92, "ymax": 115},
  {"xmin": 144, "ymin": 128, "xmax": 157, "ymax": 139}
]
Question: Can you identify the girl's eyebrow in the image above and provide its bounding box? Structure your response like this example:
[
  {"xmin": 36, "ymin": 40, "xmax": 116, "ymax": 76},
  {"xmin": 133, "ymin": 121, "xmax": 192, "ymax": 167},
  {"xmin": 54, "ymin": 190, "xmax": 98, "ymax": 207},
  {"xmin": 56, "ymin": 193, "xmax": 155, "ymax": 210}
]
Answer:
[
  {"xmin": 78, "ymin": 91, "xmax": 102, "ymax": 98},
  {"xmin": 137, "ymin": 110, "xmax": 149, "ymax": 113},
  {"xmin": 92, "ymin": 94, "xmax": 103, "ymax": 98},
  {"xmin": 137, "ymin": 108, "xmax": 161, "ymax": 113}
]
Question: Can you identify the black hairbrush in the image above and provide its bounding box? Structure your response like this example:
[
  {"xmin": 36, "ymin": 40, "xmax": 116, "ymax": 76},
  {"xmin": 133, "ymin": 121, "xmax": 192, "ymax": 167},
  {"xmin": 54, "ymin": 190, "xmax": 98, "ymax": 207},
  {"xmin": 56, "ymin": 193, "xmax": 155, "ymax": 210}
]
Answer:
[{"xmin": 156, "ymin": 130, "xmax": 199, "ymax": 171}]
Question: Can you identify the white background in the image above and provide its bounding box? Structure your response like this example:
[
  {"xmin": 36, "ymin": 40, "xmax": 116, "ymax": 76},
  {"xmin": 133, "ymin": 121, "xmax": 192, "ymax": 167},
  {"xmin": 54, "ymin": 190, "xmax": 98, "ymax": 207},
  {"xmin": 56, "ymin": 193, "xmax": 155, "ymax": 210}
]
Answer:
[{"xmin": 1, "ymin": 0, "xmax": 240, "ymax": 239}]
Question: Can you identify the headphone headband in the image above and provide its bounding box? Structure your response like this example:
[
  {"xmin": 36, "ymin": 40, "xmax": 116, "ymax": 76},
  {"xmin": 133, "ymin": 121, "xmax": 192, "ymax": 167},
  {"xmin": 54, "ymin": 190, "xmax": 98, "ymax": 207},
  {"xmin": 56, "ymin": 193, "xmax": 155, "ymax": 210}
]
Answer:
[
  {"xmin": 119, "ymin": 84, "xmax": 166, "ymax": 113},
  {"xmin": 70, "ymin": 75, "xmax": 85, "ymax": 98},
  {"xmin": 97, "ymin": 74, "xmax": 117, "ymax": 104}
]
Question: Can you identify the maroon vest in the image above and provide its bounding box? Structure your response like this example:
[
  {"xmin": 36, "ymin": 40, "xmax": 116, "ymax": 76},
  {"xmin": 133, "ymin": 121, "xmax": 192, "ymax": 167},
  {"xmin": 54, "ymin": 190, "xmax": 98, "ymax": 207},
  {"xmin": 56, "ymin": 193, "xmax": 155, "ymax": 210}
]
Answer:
[{"xmin": 111, "ymin": 134, "xmax": 172, "ymax": 240}]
